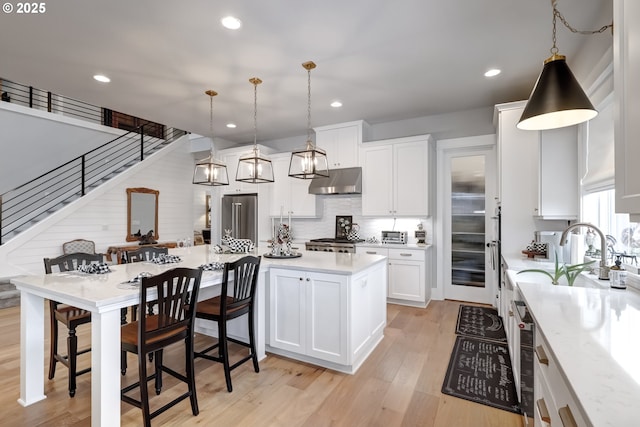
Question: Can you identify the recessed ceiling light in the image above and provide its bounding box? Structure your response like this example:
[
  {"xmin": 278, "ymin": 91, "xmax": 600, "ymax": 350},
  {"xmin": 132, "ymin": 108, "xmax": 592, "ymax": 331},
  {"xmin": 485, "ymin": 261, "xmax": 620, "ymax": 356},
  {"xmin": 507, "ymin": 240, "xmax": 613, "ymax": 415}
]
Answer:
[
  {"xmin": 221, "ymin": 16, "xmax": 242, "ymax": 30},
  {"xmin": 484, "ymin": 69, "xmax": 501, "ymax": 77},
  {"xmin": 330, "ymin": 101, "xmax": 343, "ymax": 108},
  {"xmin": 93, "ymin": 74, "xmax": 110, "ymax": 83},
  {"xmin": 226, "ymin": 123, "xmax": 237, "ymax": 128}
]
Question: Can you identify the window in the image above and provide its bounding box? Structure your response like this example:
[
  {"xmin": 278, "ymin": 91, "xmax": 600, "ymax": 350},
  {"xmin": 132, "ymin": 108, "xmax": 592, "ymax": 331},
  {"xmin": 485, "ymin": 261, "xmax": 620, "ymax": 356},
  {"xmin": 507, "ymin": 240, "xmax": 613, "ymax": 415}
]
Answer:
[{"xmin": 582, "ymin": 189, "xmax": 639, "ymax": 264}]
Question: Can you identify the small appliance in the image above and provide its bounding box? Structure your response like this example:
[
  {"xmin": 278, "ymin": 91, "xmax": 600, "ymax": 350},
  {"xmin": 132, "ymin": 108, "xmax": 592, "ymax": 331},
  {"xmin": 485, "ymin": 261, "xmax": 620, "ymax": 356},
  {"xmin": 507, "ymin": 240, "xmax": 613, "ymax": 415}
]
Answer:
[{"xmin": 381, "ymin": 230, "xmax": 408, "ymax": 244}]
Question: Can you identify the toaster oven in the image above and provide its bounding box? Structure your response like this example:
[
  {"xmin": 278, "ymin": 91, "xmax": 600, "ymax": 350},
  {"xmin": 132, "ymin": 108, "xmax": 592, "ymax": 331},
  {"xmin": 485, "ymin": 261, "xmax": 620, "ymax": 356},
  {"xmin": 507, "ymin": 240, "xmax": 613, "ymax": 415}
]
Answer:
[{"xmin": 381, "ymin": 230, "xmax": 408, "ymax": 244}]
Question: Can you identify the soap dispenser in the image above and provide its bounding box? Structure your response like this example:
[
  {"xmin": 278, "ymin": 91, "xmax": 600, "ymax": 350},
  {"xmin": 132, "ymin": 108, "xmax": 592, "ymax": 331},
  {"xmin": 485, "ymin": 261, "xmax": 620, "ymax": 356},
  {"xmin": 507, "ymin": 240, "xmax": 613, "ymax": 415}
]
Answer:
[{"xmin": 609, "ymin": 255, "xmax": 627, "ymax": 289}]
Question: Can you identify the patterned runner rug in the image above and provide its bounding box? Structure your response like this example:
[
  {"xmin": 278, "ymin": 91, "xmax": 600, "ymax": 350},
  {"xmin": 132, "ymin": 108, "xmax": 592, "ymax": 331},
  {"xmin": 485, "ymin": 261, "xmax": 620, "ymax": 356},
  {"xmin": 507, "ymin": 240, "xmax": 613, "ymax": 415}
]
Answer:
[
  {"xmin": 441, "ymin": 335, "xmax": 521, "ymax": 414},
  {"xmin": 455, "ymin": 304, "xmax": 506, "ymax": 342}
]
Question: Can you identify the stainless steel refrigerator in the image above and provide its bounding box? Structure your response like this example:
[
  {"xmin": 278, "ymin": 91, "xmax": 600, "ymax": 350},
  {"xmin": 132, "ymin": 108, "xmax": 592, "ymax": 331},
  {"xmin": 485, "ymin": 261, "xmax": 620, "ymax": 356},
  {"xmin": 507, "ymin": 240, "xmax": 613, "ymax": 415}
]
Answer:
[{"xmin": 221, "ymin": 193, "xmax": 258, "ymax": 243}]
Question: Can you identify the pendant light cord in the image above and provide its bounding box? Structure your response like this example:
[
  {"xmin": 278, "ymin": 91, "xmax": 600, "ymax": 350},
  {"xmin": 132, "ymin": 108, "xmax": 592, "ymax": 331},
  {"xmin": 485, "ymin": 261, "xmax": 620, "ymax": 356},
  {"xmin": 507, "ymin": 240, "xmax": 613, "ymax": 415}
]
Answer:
[
  {"xmin": 550, "ymin": 0, "xmax": 613, "ymax": 54},
  {"xmin": 307, "ymin": 67, "xmax": 312, "ymax": 144},
  {"xmin": 253, "ymin": 80, "xmax": 258, "ymax": 150},
  {"xmin": 209, "ymin": 93, "xmax": 215, "ymax": 156}
]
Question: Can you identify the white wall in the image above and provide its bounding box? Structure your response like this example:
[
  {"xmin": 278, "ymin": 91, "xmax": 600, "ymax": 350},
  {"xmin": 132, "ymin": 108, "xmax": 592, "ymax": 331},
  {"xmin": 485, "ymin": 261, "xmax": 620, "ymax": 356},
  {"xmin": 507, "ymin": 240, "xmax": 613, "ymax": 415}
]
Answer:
[
  {"xmin": 0, "ymin": 102, "xmax": 128, "ymax": 194},
  {"xmin": 1, "ymin": 136, "xmax": 196, "ymax": 275}
]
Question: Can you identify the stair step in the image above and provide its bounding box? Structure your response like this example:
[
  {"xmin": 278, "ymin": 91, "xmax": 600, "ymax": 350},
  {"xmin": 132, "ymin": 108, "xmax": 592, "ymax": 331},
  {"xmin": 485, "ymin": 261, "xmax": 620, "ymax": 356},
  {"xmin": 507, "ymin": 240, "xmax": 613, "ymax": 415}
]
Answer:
[
  {"xmin": 0, "ymin": 289, "xmax": 20, "ymax": 309},
  {"xmin": 0, "ymin": 282, "xmax": 16, "ymax": 292}
]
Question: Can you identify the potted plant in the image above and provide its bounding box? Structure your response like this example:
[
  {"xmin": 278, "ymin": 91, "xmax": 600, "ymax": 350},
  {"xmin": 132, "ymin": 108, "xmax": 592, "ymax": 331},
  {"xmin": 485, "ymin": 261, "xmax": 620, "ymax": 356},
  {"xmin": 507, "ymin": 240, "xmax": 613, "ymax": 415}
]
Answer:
[{"xmin": 517, "ymin": 252, "xmax": 595, "ymax": 286}]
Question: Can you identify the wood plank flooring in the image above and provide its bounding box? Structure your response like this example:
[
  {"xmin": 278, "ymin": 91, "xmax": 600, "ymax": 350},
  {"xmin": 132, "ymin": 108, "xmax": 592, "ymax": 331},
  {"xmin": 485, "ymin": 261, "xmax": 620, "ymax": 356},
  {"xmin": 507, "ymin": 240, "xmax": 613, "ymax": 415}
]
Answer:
[{"xmin": 0, "ymin": 300, "xmax": 525, "ymax": 426}]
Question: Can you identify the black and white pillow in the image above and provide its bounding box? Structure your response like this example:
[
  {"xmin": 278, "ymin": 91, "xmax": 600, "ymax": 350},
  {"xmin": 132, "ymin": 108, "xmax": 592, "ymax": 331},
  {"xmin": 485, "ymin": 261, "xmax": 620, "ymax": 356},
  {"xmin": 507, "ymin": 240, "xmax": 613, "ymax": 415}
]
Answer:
[{"xmin": 77, "ymin": 263, "xmax": 111, "ymax": 274}]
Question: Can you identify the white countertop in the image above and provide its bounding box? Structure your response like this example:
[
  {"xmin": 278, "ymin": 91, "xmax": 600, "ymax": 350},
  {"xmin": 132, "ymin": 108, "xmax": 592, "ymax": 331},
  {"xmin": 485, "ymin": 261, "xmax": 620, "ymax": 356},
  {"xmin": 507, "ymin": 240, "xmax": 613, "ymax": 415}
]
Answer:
[{"xmin": 515, "ymin": 279, "xmax": 640, "ymax": 427}]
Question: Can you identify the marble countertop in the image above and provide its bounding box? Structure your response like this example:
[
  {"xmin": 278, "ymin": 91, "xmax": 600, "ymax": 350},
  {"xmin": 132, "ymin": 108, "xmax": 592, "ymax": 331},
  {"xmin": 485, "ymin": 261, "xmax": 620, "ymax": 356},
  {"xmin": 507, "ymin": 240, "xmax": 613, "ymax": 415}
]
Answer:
[{"xmin": 516, "ymin": 280, "xmax": 640, "ymax": 427}]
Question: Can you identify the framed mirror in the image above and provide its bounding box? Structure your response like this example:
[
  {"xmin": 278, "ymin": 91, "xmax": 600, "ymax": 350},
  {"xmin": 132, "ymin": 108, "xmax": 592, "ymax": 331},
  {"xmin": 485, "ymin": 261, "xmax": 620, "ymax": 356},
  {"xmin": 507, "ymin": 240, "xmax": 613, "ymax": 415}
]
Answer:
[
  {"xmin": 206, "ymin": 194, "xmax": 211, "ymax": 229},
  {"xmin": 126, "ymin": 187, "xmax": 159, "ymax": 242}
]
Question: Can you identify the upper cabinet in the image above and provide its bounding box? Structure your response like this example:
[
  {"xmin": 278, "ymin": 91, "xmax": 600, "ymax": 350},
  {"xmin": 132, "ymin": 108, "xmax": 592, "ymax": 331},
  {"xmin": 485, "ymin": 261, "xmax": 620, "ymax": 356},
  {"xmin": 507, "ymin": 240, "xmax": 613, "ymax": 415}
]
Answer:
[
  {"xmin": 537, "ymin": 126, "xmax": 579, "ymax": 220},
  {"xmin": 268, "ymin": 154, "xmax": 321, "ymax": 218},
  {"xmin": 360, "ymin": 134, "xmax": 434, "ymax": 217},
  {"xmin": 314, "ymin": 120, "xmax": 370, "ymax": 169},
  {"xmin": 614, "ymin": 0, "xmax": 640, "ymax": 220},
  {"xmin": 495, "ymin": 102, "xmax": 578, "ymax": 221}
]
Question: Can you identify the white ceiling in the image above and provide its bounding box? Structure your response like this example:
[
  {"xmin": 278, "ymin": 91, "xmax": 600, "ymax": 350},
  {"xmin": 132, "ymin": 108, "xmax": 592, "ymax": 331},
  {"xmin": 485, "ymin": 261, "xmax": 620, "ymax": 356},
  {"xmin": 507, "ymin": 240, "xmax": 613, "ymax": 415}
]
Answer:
[{"xmin": 0, "ymin": 0, "xmax": 611, "ymax": 146}]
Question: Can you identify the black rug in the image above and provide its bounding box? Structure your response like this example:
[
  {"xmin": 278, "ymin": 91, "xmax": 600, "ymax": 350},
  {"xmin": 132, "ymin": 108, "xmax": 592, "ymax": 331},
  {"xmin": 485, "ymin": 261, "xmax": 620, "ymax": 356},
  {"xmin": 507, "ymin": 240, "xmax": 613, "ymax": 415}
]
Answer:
[
  {"xmin": 441, "ymin": 336, "xmax": 521, "ymax": 414},
  {"xmin": 455, "ymin": 305, "xmax": 506, "ymax": 342}
]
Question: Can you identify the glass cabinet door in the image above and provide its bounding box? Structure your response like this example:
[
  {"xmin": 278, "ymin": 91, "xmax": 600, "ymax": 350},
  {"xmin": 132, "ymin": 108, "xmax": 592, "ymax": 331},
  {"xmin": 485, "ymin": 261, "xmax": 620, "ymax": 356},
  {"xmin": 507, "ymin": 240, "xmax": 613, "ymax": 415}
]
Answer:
[{"xmin": 450, "ymin": 155, "xmax": 486, "ymax": 287}]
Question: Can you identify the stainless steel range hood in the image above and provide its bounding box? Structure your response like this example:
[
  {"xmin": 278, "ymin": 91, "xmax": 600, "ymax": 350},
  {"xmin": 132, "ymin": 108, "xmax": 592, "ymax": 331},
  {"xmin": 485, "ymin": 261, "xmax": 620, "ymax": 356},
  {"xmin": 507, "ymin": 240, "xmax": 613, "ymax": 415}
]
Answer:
[{"xmin": 308, "ymin": 167, "xmax": 362, "ymax": 195}]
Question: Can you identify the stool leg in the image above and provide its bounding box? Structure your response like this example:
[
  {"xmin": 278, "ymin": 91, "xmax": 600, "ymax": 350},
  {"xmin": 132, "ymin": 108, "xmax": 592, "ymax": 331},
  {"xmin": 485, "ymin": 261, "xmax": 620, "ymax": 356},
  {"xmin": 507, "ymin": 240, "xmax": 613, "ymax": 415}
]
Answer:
[
  {"xmin": 219, "ymin": 320, "xmax": 232, "ymax": 392},
  {"xmin": 186, "ymin": 334, "xmax": 199, "ymax": 415},
  {"xmin": 154, "ymin": 350, "xmax": 163, "ymax": 395},
  {"xmin": 67, "ymin": 328, "xmax": 78, "ymax": 397},
  {"xmin": 48, "ymin": 318, "xmax": 58, "ymax": 380},
  {"xmin": 248, "ymin": 309, "xmax": 259, "ymax": 373},
  {"xmin": 138, "ymin": 352, "xmax": 152, "ymax": 427}
]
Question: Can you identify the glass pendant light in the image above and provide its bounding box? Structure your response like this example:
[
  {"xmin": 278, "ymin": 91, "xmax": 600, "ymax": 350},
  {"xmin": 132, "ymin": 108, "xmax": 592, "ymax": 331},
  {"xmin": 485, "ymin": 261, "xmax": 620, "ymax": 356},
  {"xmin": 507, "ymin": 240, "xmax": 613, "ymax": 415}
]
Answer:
[
  {"xmin": 236, "ymin": 77, "xmax": 274, "ymax": 183},
  {"xmin": 193, "ymin": 90, "xmax": 229, "ymax": 186},
  {"xmin": 517, "ymin": 0, "xmax": 609, "ymax": 130},
  {"xmin": 288, "ymin": 61, "xmax": 329, "ymax": 179}
]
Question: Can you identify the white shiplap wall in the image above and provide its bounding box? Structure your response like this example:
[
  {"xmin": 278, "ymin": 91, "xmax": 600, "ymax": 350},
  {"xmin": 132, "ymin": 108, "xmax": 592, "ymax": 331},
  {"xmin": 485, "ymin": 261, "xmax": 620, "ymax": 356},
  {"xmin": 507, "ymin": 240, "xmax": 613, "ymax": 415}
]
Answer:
[{"xmin": 2, "ymin": 136, "xmax": 197, "ymax": 275}]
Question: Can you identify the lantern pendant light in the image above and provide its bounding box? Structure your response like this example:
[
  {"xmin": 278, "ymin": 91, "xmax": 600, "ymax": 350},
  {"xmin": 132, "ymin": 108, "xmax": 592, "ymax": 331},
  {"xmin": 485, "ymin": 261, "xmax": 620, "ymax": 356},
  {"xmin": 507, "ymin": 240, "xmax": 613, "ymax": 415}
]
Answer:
[
  {"xmin": 288, "ymin": 61, "xmax": 329, "ymax": 179},
  {"xmin": 517, "ymin": 0, "xmax": 599, "ymax": 130},
  {"xmin": 192, "ymin": 90, "xmax": 229, "ymax": 186},
  {"xmin": 236, "ymin": 77, "xmax": 275, "ymax": 183}
]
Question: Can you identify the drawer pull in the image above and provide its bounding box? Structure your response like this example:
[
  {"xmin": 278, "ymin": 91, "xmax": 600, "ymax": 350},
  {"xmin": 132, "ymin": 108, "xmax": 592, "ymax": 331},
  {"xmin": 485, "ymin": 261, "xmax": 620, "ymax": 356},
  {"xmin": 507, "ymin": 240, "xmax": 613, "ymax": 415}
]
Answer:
[
  {"xmin": 536, "ymin": 399, "xmax": 551, "ymax": 424},
  {"xmin": 366, "ymin": 251, "xmax": 377, "ymax": 254},
  {"xmin": 399, "ymin": 253, "xmax": 413, "ymax": 257},
  {"xmin": 535, "ymin": 345, "xmax": 549, "ymax": 365},
  {"xmin": 558, "ymin": 406, "xmax": 577, "ymax": 427}
]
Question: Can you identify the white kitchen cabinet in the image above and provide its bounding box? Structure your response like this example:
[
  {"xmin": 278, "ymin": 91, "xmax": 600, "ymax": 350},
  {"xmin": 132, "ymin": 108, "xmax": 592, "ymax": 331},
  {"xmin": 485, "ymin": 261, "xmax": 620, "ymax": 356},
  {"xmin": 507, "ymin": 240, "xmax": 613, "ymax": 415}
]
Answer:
[
  {"xmin": 534, "ymin": 328, "xmax": 588, "ymax": 427},
  {"xmin": 314, "ymin": 120, "xmax": 370, "ymax": 168},
  {"xmin": 221, "ymin": 152, "xmax": 255, "ymax": 194},
  {"xmin": 360, "ymin": 134, "xmax": 434, "ymax": 217},
  {"xmin": 536, "ymin": 126, "xmax": 579, "ymax": 220},
  {"xmin": 357, "ymin": 245, "xmax": 431, "ymax": 306},
  {"xmin": 268, "ymin": 154, "xmax": 320, "ymax": 218},
  {"xmin": 614, "ymin": 0, "xmax": 640, "ymax": 220},
  {"xmin": 268, "ymin": 262, "xmax": 386, "ymax": 372},
  {"xmin": 388, "ymin": 248, "xmax": 426, "ymax": 303},
  {"xmin": 495, "ymin": 102, "xmax": 578, "ymax": 257}
]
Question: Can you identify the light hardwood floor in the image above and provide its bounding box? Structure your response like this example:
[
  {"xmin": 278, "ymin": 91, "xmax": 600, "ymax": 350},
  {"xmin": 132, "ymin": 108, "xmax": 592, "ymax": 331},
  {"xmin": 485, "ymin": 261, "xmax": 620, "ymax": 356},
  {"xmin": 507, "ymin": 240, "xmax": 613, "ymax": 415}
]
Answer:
[{"xmin": 1, "ymin": 300, "xmax": 524, "ymax": 426}]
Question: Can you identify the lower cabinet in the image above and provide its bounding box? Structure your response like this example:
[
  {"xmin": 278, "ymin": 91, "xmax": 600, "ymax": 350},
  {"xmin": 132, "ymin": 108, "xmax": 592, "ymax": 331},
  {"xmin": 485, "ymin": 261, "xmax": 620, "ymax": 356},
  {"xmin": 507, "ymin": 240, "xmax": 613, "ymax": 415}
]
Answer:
[
  {"xmin": 358, "ymin": 246, "xmax": 430, "ymax": 306},
  {"xmin": 534, "ymin": 323, "xmax": 587, "ymax": 427},
  {"xmin": 267, "ymin": 263, "xmax": 386, "ymax": 372}
]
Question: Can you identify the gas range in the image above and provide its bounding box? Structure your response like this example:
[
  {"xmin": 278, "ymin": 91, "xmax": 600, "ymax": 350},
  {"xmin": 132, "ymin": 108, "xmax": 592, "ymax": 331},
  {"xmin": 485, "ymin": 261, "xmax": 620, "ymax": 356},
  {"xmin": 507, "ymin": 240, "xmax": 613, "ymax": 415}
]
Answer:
[{"xmin": 305, "ymin": 238, "xmax": 365, "ymax": 253}]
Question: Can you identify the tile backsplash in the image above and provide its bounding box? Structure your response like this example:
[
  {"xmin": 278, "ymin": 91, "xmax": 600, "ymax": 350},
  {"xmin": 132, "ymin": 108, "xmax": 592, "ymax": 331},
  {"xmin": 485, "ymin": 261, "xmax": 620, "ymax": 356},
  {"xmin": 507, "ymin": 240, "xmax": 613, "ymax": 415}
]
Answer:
[{"xmin": 284, "ymin": 195, "xmax": 433, "ymax": 244}]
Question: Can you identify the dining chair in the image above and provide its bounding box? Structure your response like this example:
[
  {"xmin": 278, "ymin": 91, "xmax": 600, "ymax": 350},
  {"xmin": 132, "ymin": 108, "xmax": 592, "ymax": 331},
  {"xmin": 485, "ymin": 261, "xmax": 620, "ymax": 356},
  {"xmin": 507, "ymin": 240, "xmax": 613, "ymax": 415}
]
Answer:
[
  {"xmin": 125, "ymin": 246, "xmax": 168, "ymax": 263},
  {"xmin": 121, "ymin": 267, "xmax": 202, "ymax": 427},
  {"xmin": 194, "ymin": 255, "xmax": 261, "ymax": 392},
  {"xmin": 62, "ymin": 238, "xmax": 96, "ymax": 255},
  {"xmin": 43, "ymin": 252, "xmax": 104, "ymax": 397}
]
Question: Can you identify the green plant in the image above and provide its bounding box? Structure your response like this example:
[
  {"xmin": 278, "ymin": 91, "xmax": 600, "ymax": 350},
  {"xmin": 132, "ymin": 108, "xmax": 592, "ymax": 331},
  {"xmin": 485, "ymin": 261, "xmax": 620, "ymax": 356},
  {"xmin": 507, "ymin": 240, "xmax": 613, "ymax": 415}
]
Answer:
[
  {"xmin": 518, "ymin": 254, "xmax": 564, "ymax": 284},
  {"xmin": 517, "ymin": 251, "xmax": 596, "ymax": 286},
  {"xmin": 563, "ymin": 260, "xmax": 596, "ymax": 286}
]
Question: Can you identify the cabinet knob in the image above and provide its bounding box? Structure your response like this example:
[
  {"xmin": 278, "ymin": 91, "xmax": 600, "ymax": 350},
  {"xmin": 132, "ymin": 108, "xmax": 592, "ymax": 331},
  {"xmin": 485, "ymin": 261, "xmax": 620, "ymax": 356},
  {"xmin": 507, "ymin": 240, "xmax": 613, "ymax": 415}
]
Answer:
[
  {"xmin": 306, "ymin": 278, "xmax": 310, "ymax": 281},
  {"xmin": 299, "ymin": 277, "xmax": 303, "ymax": 281}
]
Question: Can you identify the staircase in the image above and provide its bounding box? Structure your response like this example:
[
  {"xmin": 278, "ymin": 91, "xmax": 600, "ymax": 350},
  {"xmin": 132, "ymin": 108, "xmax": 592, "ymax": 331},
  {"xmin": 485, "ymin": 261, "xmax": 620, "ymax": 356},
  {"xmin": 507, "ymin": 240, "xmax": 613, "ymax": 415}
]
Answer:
[{"xmin": 0, "ymin": 280, "xmax": 19, "ymax": 308}]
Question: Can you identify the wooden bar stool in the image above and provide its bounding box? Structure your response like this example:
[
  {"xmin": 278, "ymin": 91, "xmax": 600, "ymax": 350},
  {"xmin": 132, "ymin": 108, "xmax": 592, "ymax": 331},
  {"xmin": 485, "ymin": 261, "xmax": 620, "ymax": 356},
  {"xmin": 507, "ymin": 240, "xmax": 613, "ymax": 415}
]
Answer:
[
  {"xmin": 194, "ymin": 255, "xmax": 261, "ymax": 392},
  {"xmin": 120, "ymin": 267, "xmax": 202, "ymax": 427}
]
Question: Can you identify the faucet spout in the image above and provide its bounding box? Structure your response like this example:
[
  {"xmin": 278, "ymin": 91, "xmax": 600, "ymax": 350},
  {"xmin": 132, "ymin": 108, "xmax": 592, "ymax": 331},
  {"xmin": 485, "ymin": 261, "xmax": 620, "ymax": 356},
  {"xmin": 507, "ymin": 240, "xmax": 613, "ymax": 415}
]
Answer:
[{"xmin": 559, "ymin": 222, "xmax": 609, "ymax": 280}]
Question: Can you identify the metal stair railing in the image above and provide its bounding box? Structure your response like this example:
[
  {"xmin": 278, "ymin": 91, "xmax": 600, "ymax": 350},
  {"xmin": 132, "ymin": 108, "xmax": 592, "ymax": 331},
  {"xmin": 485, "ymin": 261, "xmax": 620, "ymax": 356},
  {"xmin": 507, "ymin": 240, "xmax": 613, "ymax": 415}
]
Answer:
[{"xmin": 0, "ymin": 124, "xmax": 187, "ymax": 244}]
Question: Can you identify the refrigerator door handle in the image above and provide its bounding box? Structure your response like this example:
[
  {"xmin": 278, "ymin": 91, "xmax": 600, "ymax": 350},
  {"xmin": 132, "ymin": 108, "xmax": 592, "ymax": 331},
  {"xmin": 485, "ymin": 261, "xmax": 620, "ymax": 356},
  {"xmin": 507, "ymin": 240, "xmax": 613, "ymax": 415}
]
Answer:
[
  {"xmin": 232, "ymin": 203, "xmax": 242, "ymax": 238},
  {"xmin": 486, "ymin": 241, "xmax": 498, "ymax": 270}
]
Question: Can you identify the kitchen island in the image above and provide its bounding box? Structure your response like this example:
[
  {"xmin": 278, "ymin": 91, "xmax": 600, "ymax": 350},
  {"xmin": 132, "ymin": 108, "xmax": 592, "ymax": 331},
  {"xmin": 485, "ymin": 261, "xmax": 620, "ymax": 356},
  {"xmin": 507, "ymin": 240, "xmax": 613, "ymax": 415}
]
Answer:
[{"xmin": 11, "ymin": 245, "xmax": 387, "ymax": 427}]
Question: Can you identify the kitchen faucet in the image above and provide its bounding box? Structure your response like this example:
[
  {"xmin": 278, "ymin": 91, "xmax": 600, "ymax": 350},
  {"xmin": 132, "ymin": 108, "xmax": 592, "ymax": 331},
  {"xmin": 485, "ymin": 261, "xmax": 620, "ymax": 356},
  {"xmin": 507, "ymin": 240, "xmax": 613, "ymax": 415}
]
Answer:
[{"xmin": 559, "ymin": 222, "xmax": 609, "ymax": 280}]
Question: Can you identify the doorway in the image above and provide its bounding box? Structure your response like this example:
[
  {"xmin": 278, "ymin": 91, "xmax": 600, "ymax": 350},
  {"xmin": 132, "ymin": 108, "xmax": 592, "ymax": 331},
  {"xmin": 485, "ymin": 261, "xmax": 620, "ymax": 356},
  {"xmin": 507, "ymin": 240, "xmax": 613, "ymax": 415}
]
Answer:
[{"xmin": 437, "ymin": 136, "xmax": 497, "ymax": 304}]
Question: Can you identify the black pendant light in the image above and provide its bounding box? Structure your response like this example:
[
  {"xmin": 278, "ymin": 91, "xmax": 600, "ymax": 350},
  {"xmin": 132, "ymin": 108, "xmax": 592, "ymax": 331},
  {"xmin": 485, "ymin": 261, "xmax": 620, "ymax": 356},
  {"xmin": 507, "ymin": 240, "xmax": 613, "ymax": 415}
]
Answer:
[
  {"xmin": 517, "ymin": 0, "xmax": 609, "ymax": 130},
  {"xmin": 288, "ymin": 61, "xmax": 329, "ymax": 179},
  {"xmin": 193, "ymin": 90, "xmax": 229, "ymax": 186}
]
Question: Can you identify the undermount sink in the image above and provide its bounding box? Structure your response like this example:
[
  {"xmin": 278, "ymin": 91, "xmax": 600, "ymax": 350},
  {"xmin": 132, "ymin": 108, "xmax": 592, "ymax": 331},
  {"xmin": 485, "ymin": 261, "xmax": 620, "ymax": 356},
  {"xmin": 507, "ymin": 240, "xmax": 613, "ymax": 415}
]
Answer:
[{"xmin": 514, "ymin": 269, "xmax": 609, "ymax": 289}]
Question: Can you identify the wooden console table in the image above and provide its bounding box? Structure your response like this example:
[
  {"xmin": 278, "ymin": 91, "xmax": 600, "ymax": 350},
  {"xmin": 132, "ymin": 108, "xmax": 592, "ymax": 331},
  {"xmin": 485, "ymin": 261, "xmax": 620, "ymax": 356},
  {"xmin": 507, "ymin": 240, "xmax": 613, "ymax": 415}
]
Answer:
[{"xmin": 106, "ymin": 242, "xmax": 177, "ymax": 263}]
